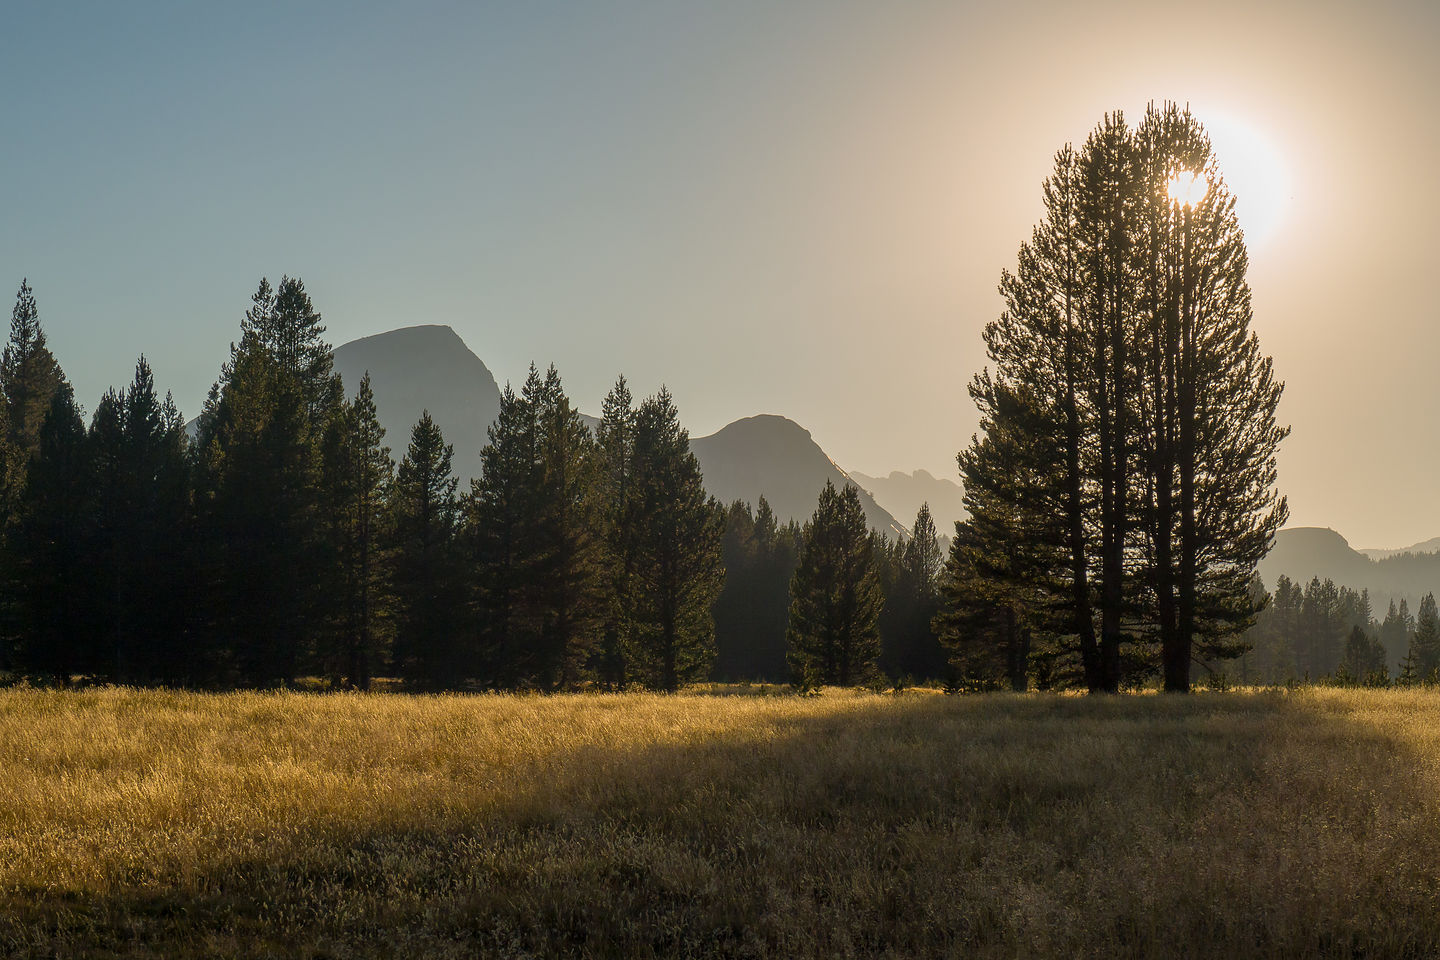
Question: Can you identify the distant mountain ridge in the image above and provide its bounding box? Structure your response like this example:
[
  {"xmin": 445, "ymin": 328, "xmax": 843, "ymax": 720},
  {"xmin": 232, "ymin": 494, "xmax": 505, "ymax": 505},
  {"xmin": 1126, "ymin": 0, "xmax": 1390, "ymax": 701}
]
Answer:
[
  {"xmin": 1358, "ymin": 537, "xmax": 1440, "ymax": 561},
  {"xmin": 848, "ymin": 468, "xmax": 966, "ymax": 536},
  {"xmin": 690, "ymin": 416, "xmax": 906, "ymax": 540},
  {"xmin": 1260, "ymin": 526, "xmax": 1440, "ymax": 611},
  {"xmin": 328, "ymin": 326, "xmax": 906, "ymax": 537}
]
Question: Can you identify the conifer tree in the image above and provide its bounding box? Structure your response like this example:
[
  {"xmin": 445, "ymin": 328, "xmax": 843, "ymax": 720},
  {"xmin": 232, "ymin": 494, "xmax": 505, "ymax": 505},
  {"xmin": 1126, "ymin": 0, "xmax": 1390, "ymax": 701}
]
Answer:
[
  {"xmin": 786, "ymin": 480, "xmax": 884, "ymax": 688},
  {"xmin": 1, "ymin": 280, "xmax": 66, "ymax": 468},
  {"xmin": 320, "ymin": 373, "xmax": 392, "ymax": 688},
  {"xmin": 595, "ymin": 376, "xmax": 637, "ymax": 687},
  {"xmin": 87, "ymin": 358, "xmax": 190, "ymax": 682},
  {"xmin": 1338, "ymin": 624, "xmax": 1387, "ymax": 684},
  {"xmin": 936, "ymin": 520, "xmax": 1033, "ymax": 691},
  {"xmin": 1412, "ymin": 592, "xmax": 1440, "ymax": 681},
  {"xmin": 714, "ymin": 495, "xmax": 801, "ymax": 682},
  {"xmin": 1131, "ymin": 104, "xmax": 1288, "ymax": 690},
  {"xmin": 530, "ymin": 365, "xmax": 607, "ymax": 690},
  {"xmin": 13, "ymin": 385, "xmax": 91, "ymax": 682},
  {"xmin": 193, "ymin": 277, "xmax": 342, "ymax": 684},
  {"xmin": 626, "ymin": 387, "xmax": 724, "ymax": 691},
  {"xmin": 878, "ymin": 503, "xmax": 945, "ymax": 683},
  {"xmin": 389, "ymin": 411, "xmax": 463, "ymax": 688},
  {"xmin": 947, "ymin": 382, "xmax": 1070, "ymax": 689},
  {"xmin": 949, "ymin": 104, "xmax": 1287, "ymax": 692},
  {"xmin": 467, "ymin": 373, "xmax": 542, "ymax": 687}
]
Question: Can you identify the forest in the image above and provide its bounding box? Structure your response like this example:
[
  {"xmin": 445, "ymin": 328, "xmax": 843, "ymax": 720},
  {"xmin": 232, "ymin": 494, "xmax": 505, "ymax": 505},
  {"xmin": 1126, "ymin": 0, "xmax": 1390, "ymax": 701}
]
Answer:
[
  {"xmin": 0, "ymin": 276, "xmax": 949, "ymax": 693},
  {"xmin": 5, "ymin": 104, "xmax": 1437, "ymax": 698}
]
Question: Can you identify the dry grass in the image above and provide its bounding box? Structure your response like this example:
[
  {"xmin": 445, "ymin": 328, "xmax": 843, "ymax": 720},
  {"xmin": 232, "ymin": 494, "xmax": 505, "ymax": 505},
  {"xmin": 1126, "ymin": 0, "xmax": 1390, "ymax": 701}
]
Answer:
[{"xmin": 2, "ymin": 685, "xmax": 1439, "ymax": 958}]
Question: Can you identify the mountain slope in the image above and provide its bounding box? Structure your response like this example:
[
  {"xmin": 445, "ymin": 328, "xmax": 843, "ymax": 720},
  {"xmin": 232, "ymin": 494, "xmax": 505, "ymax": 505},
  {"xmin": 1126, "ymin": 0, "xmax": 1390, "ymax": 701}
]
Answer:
[
  {"xmin": 848, "ymin": 469, "xmax": 966, "ymax": 536},
  {"xmin": 332, "ymin": 325, "xmax": 501, "ymax": 485},
  {"xmin": 690, "ymin": 415, "xmax": 907, "ymax": 539},
  {"xmin": 328, "ymin": 328, "xmax": 905, "ymax": 537},
  {"xmin": 1358, "ymin": 536, "xmax": 1440, "ymax": 561},
  {"xmin": 1260, "ymin": 527, "xmax": 1440, "ymax": 610}
]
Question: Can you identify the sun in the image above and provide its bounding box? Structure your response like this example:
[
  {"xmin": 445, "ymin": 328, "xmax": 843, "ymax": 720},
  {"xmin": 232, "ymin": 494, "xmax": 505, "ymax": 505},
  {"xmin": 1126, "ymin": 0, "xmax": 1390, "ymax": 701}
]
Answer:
[
  {"xmin": 1166, "ymin": 170, "xmax": 1209, "ymax": 207},
  {"xmin": 1198, "ymin": 111, "xmax": 1292, "ymax": 248}
]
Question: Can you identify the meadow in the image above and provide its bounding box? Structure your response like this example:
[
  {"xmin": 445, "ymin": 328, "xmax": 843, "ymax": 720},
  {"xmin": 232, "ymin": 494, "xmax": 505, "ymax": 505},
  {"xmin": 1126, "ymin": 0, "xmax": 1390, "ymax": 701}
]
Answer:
[{"xmin": 2, "ymin": 685, "xmax": 1439, "ymax": 958}]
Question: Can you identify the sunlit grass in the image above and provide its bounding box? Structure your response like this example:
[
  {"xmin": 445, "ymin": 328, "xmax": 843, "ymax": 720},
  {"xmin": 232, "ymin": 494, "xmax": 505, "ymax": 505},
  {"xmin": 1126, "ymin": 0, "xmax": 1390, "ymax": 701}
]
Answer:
[{"xmin": 2, "ymin": 686, "xmax": 1439, "ymax": 957}]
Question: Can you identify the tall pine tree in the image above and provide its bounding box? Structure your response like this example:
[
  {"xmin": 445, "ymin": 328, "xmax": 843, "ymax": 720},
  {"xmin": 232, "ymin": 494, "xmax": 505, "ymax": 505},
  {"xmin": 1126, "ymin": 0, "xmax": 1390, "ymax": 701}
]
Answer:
[
  {"xmin": 389, "ymin": 411, "xmax": 464, "ymax": 688},
  {"xmin": 626, "ymin": 388, "xmax": 724, "ymax": 691},
  {"xmin": 786, "ymin": 480, "xmax": 884, "ymax": 689}
]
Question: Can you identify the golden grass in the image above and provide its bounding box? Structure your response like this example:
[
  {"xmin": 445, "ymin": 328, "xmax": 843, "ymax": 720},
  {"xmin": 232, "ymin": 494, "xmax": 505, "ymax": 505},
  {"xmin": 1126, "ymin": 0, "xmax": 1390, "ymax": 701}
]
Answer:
[{"xmin": 2, "ymin": 686, "xmax": 1439, "ymax": 957}]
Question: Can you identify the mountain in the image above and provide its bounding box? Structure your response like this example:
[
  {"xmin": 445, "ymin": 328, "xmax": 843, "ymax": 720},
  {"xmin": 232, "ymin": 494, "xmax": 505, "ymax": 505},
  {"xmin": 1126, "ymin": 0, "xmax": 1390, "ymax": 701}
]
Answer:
[
  {"xmin": 327, "ymin": 328, "xmax": 906, "ymax": 536},
  {"xmin": 848, "ymin": 469, "xmax": 966, "ymax": 536},
  {"xmin": 1358, "ymin": 537, "xmax": 1440, "ymax": 561},
  {"xmin": 1260, "ymin": 527, "xmax": 1440, "ymax": 610},
  {"xmin": 1259, "ymin": 528, "xmax": 1375, "ymax": 592},
  {"xmin": 331, "ymin": 325, "xmax": 501, "ymax": 485},
  {"xmin": 689, "ymin": 416, "xmax": 907, "ymax": 539}
]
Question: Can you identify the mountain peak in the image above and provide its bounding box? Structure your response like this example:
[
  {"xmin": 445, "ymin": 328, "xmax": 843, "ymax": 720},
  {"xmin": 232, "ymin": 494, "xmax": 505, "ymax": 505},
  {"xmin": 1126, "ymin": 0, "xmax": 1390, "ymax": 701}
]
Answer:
[
  {"xmin": 692, "ymin": 416, "xmax": 904, "ymax": 538},
  {"xmin": 332, "ymin": 324, "xmax": 501, "ymax": 483}
]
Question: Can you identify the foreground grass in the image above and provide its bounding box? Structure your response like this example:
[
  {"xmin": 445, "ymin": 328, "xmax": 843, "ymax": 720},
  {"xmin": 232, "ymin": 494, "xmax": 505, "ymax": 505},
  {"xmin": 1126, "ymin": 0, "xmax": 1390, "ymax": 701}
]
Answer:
[{"xmin": 2, "ymin": 687, "xmax": 1439, "ymax": 958}]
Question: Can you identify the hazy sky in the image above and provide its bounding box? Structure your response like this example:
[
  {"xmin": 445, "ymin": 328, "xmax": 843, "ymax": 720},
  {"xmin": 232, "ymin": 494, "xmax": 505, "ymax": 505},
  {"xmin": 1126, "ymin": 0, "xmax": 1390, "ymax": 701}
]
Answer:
[{"xmin": 3, "ymin": 0, "xmax": 1437, "ymax": 548}]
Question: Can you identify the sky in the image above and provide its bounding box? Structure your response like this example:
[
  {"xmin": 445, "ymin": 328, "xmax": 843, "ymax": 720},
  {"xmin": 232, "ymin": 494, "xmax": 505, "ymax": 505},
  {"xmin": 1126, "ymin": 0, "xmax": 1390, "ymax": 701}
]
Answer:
[{"xmin": 2, "ymin": 0, "xmax": 1438, "ymax": 549}]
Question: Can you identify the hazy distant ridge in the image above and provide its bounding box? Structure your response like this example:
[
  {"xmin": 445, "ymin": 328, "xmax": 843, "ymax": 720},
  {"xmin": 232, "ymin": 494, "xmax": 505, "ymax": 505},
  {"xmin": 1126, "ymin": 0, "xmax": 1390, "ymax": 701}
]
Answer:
[
  {"xmin": 332, "ymin": 325, "xmax": 502, "ymax": 486},
  {"xmin": 329, "ymin": 326, "xmax": 906, "ymax": 537},
  {"xmin": 1260, "ymin": 526, "xmax": 1440, "ymax": 609},
  {"xmin": 848, "ymin": 469, "xmax": 966, "ymax": 536}
]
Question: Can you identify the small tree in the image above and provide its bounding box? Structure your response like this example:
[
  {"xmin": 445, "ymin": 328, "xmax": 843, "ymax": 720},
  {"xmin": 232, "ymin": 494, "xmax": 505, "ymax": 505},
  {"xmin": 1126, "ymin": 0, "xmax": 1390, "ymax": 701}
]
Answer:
[
  {"xmin": 1337, "ymin": 624, "xmax": 1387, "ymax": 686},
  {"xmin": 786, "ymin": 480, "xmax": 884, "ymax": 689},
  {"xmin": 2, "ymin": 279, "xmax": 66, "ymax": 469},
  {"xmin": 1412, "ymin": 592, "xmax": 1440, "ymax": 680}
]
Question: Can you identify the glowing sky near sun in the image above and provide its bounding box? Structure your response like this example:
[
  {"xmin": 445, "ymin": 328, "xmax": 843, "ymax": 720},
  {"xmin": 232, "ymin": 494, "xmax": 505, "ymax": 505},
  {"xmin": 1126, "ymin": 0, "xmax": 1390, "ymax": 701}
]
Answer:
[{"xmin": 2, "ymin": 0, "xmax": 1438, "ymax": 548}]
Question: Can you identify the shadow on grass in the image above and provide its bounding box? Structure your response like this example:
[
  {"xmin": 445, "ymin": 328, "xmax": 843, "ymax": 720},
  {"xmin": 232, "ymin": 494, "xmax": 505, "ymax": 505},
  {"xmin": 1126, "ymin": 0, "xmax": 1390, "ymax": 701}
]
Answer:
[{"xmin": 5, "ymin": 690, "xmax": 1440, "ymax": 959}]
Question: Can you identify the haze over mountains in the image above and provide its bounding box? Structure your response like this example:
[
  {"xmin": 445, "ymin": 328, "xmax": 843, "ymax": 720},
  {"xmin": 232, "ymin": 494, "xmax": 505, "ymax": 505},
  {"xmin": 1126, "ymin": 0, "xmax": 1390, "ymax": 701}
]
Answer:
[
  {"xmin": 332, "ymin": 325, "xmax": 501, "ymax": 485},
  {"xmin": 334, "ymin": 325, "xmax": 1440, "ymax": 600},
  {"xmin": 689, "ymin": 416, "xmax": 905, "ymax": 540},
  {"xmin": 848, "ymin": 469, "xmax": 967, "ymax": 537},
  {"xmin": 1260, "ymin": 527, "xmax": 1440, "ymax": 610},
  {"xmin": 332, "ymin": 325, "xmax": 908, "ymax": 538}
]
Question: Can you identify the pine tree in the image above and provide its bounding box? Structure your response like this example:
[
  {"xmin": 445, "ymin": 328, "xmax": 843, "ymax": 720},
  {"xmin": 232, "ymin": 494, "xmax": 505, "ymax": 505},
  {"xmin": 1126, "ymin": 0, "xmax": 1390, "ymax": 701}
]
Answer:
[
  {"xmin": 320, "ymin": 373, "xmax": 393, "ymax": 688},
  {"xmin": 786, "ymin": 480, "xmax": 884, "ymax": 689},
  {"xmin": 714, "ymin": 495, "xmax": 800, "ymax": 683},
  {"xmin": 1132, "ymin": 104, "xmax": 1289, "ymax": 691},
  {"xmin": 945, "ymin": 383, "xmax": 1069, "ymax": 690},
  {"xmin": 1, "ymin": 280, "xmax": 66, "ymax": 468},
  {"xmin": 193, "ymin": 277, "xmax": 342, "ymax": 684},
  {"xmin": 948, "ymin": 105, "xmax": 1288, "ymax": 692},
  {"xmin": 879, "ymin": 503, "xmax": 945, "ymax": 683},
  {"xmin": 389, "ymin": 411, "xmax": 463, "ymax": 688},
  {"xmin": 530, "ymin": 365, "xmax": 607, "ymax": 690},
  {"xmin": 87, "ymin": 358, "xmax": 191, "ymax": 683},
  {"xmin": 1338, "ymin": 624, "xmax": 1387, "ymax": 685},
  {"xmin": 12, "ymin": 385, "xmax": 91, "ymax": 682},
  {"xmin": 626, "ymin": 387, "xmax": 724, "ymax": 691},
  {"xmin": 936, "ymin": 520, "xmax": 1032, "ymax": 691},
  {"xmin": 467, "ymin": 373, "xmax": 542, "ymax": 688},
  {"xmin": 595, "ymin": 376, "xmax": 637, "ymax": 687},
  {"xmin": 1412, "ymin": 592, "xmax": 1440, "ymax": 681}
]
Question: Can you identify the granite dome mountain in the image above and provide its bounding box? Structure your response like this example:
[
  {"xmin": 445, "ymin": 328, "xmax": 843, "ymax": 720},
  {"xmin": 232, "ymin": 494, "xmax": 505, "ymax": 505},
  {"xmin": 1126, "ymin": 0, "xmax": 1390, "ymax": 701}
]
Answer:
[{"xmin": 330, "ymin": 325, "xmax": 906, "ymax": 538}]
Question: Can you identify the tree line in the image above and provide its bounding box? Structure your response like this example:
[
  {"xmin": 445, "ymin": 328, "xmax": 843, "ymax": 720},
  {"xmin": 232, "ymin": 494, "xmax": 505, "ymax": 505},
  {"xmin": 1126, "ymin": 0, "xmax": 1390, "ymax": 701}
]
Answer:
[
  {"xmin": 1237, "ymin": 575, "xmax": 1440, "ymax": 687},
  {"xmin": 2, "ymin": 105, "xmax": 1307, "ymax": 696},
  {"xmin": 0, "ymin": 277, "xmax": 952, "ymax": 691}
]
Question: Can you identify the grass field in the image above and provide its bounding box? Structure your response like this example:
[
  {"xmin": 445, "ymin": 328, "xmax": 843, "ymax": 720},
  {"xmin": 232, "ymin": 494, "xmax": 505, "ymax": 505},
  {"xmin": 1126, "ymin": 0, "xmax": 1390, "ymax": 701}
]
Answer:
[{"xmin": 2, "ymin": 686, "xmax": 1439, "ymax": 958}]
